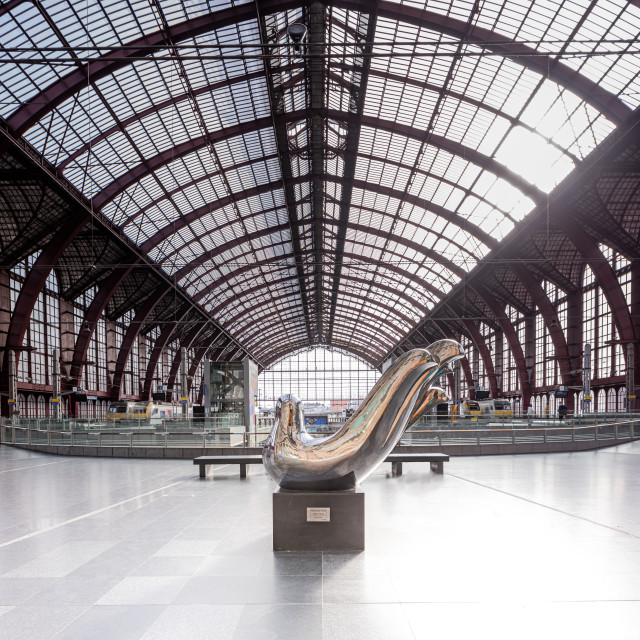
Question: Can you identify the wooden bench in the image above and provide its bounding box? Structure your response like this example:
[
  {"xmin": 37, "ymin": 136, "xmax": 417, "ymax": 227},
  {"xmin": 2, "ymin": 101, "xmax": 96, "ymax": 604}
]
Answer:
[
  {"xmin": 385, "ymin": 453, "xmax": 449, "ymax": 476},
  {"xmin": 194, "ymin": 455, "xmax": 263, "ymax": 478},
  {"xmin": 194, "ymin": 452, "xmax": 449, "ymax": 478}
]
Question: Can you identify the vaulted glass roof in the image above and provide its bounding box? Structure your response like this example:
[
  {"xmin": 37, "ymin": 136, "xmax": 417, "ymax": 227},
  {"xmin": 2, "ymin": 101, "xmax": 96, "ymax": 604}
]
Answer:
[{"xmin": 1, "ymin": 0, "xmax": 638, "ymax": 366}]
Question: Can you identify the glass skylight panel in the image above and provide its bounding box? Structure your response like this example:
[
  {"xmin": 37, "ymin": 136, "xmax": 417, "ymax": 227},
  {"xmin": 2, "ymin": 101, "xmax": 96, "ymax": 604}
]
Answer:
[
  {"xmin": 495, "ymin": 125, "xmax": 575, "ymax": 192},
  {"xmin": 0, "ymin": 4, "xmax": 78, "ymax": 112}
]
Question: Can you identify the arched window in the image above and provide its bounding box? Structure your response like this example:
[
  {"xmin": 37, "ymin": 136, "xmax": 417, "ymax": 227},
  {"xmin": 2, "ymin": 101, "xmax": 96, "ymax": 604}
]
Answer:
[
  {"xmin": 27, "ymin": 394, "xmax": 36, "ymax": 416},
  {"xmin": 37, "ymin": 396, "xmax": 46, "ymax": 417},
  {"xmin": 597, "ymin": 389, "xmax": 606, "ymax": 412},
  {"xmin": 17, "ymin": 393, "xmax": 26, "ymax": 416},
  {"xmin": 607, "ymin": 388, "xmax": 617, "ymax": 412},
  {"xmin": 618, "ymin": 388, "xmax": 627, "ymax": 413},
  {"xmin": 504, "ymin": 305, "xmax": 525, "ymax": 393},
  {"xmin": 10, "ymin": 253, "xmax": 60, "ymax": 387},
  {"xmin": 259, "ymin": 348, "xmax": 380, "ymax": 409}
]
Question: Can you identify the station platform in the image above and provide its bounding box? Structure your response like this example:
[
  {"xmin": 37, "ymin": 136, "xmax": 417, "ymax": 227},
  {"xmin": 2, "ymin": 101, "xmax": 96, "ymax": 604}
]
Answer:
[{"xmin": 0, "ymin": 442, "xmax": 639, "ymax": 639}]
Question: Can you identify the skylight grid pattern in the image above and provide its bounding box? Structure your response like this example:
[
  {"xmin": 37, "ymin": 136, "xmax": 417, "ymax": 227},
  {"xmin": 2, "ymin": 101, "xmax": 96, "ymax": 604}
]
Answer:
[
  {"xmin": 335, "ymin": 291, "xmax": 413, "ymax": 332},
  {"xmin": 339, "ymin": 275, "xmax": 420, "ymax": 324},
  {"xmin": 370, "ymin": 18, "xmax": 459, "ymax": 99},
  {"xmin": 0, "ymin": 4, "xmax": 71, "ymax": 115},
  {"xmin": 157, "ymin": 0, "xmax": 245, "ymax": 26},
  {"xmin": 44, "ymin": 0, "xmax": 162, "ymax": 48},
  {"xmin": 103, "ymin": 128, "xmax": 280, "ymax": 241}
]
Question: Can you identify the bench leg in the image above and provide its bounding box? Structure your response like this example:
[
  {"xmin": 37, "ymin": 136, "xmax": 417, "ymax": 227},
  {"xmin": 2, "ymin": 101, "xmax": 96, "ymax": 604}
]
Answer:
[
  {"xmin": 391, "ymin": 461, "xmax": 403, "ymax": 476},
  {"xmin": 199, "ymin": 464, "xmax": 206, "ymax": 478},
  {"xmin": 240, "ymin": 463, "xmax": 247, "ymax": 478},
  {"xmin": 430, "ymin": 461, "xmax": 444, "ymax": 474}
]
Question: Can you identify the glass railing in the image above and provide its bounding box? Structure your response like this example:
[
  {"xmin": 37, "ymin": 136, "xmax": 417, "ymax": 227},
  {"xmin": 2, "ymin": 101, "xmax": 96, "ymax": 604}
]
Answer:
[{"xmin": 2, "ymin": 413, "xmax": 638, "ymax": 450}]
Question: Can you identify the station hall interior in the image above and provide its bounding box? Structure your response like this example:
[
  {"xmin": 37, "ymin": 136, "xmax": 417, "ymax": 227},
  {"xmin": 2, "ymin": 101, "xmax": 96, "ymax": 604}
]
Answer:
[{"xmin": 1, "ymin": 0, "xmax": 640, "ymax": 637}]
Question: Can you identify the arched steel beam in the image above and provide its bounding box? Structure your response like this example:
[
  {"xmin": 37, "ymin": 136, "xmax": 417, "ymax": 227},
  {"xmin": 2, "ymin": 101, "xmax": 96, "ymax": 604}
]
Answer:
[
  {"xmin": 472, "ymin": 282, "xmax": 533, "ymax": 404},
  {"xmin": 1, "ymin": 213, "xmax": 89, "ymax": 399},
  {"xmin": 199, "ymin": 245, "xmax": 442, "ymax": 320},
  {"xmin": 243, "ymin": 315, "xmax": 393, "ymax": 360},
  {"xmin": 448, "ymin": 302, "xmax": 499, "ymax": 399},
  {"xmin": 166, "ymin": 323, "xmax": 214, "ymax": 393},
  {"xmin": 110, "ymin": 288, "xmax": 170, "ymax": 400},
  {"xmin": 187, "ymin": 345, "xmax": 210, "ymax": 395},
  {"xmin": 192, "ymin": 246, "xmax": 446, "ymax": 313},
  {"xmin": 127, "ymin": 159, "xmax": 499, "ymax": 265},
  {"xmin": 240, "ymin": 307, "xmax": 399, "ymax": 356},
  {"xmin": 68, "ymin": 261, "xmax": 140, "ymax": 388},
  {"xmin": 226, "ymin": 286, "xmax": 417, "ymax": 337},
  {"xmin": 258, "ymin": 334, "xmax": 384, "ymax": 369},
  {"xmin": 141, "ymin": 302, "xmax": 193, "ymax": 400},
  {"xmin": 8, "ymin": 0, "xmax": 628, "ymax": 139},
  {"xmin": 208, "ymin": 270, "xmax": 430, "ymax": 320},
  {"xmin": 57, "ymin": 71, "xmax": 268, "ymax": 171},
  {"xmin": 510, "ymin": 264, "xmax": 573, "ymax": 387},
  {"xmin": 355, "ymin": 114, "xmax": 545, "ymax": 203},
  {"xmin": 0, "ymin": 0, "xmax": 27, "ymax": 18},
  {"xmin": 91, "ymin": 117, "xmax": 273, "ymax": 211},
  {"xmin": 178, "ymin": 214, "xmax": 466, "ymax": 301},
  {"xmin": 91, "ymin": 109, "xmax": 542, "ymax": 234},
  {"xmin": 559, "ymin": 218, "xmax": 637, "ymax": 344},
  {"xmin": 170, "ymin": 193, "xmax": 482, "ymax": 294},
  {"xmin": 6, "ymin": 2, "xmax": 264, "ymax": 135},
  {"xmin": 331, "ymin": 66, "xmax": 579, "ymax": 163},
  {"xmin": 341, "ymin": 0, "xmax": 630, "ymax": 125}
]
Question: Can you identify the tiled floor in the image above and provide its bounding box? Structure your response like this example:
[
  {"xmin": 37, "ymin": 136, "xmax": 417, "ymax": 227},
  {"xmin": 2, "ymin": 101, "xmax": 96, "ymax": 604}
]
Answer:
[{"xmin": 1, "ymin": 442, "xmax": 639, "ymax": 639}]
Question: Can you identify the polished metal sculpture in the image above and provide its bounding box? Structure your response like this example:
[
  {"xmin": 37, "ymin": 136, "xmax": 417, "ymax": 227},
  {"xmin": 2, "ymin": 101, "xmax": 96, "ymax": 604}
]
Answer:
[{"xmin": 263, "ymin": 339, "xmax": 463, "ymax": 490}]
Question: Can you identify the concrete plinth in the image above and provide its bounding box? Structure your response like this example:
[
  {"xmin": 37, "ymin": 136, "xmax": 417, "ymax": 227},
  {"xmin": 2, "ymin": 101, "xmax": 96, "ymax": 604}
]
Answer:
[{"xmin": 272, "ymin": 488, "xmax": 365, "ymax": 551}]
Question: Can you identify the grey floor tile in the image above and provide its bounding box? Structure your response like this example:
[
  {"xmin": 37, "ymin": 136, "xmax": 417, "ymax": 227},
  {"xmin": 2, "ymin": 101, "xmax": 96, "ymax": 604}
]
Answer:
[
  {"xmin": 173, "ymin": 576, "xmax": 256, "ymax": 605},
  {"xmin": 322, "ymin": 603, "xmax": 414, "ymax": 640},
  {"xmin": 22, "ymin": 575, "xmax": 122, "ymax": 606},
  {"xmin": 0, "ymin": 604, "xmax": 87, "ymax": 640},
  {"xmin": 0, "ymin": 578, "xmax": 58, "ymax": 606},
  {"xmin": 248, "ymin": 575, "xmax": 323, "ymax": 604},
  {"xmin": 153, "ymin": 539, "xmax": 221, "ymax": 557},
  {"xmin": 322, "ymin": 574, "xmax": 399, "ymax": 603},
  {"xmin": 52, "ymin": 604, "xmax": 165, "ymax": 640},
  {"xmin": 233, "ymin": 604, "xmax": 322, "ymax": 640},
  {"xmin": 131, "ymin": 556, "xmax": 205, "ymax": 577},
  {"xmin": 259, "ymin": 552, "xmax": 322, "ymax": 576},
  {"xmin": 140, "ymin": 604, "xmax": 244, "ymax": 640},
  {"xmin": 196, "ymin": 553, "xmax": 266, "ymax": 577},
  {"xmin": 97, "ymin": 576, "xmax": 190, "ymax": 605}
]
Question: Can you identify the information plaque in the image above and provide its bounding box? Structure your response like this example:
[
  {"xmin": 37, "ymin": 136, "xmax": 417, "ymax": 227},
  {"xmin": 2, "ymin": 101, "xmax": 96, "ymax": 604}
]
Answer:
[{"xmin": 307, "ymin": 507, "xmax": 330, "ymax": 522}]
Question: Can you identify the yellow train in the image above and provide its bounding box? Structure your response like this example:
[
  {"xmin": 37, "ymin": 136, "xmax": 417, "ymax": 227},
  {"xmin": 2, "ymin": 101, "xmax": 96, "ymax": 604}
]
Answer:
[
  {"xmin": 107, "ymin": 401, "xmax": 178, "ymax": 420},
  {"xmin": 461, "ymin": 399, "xmax": 513, "ymax": 417}
]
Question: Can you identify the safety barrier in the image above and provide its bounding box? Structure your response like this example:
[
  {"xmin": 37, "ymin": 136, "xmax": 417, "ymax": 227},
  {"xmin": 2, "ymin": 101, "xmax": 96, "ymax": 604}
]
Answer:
[{"xmin": 2, "ymin": 415, "xmax": 638, "ymax": 452}]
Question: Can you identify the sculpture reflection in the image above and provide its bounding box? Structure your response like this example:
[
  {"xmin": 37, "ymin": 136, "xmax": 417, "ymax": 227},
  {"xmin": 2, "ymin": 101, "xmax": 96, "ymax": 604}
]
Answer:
[{"xmin": 263, "ymin": 339, "xmax": 463, "ymax": 490}]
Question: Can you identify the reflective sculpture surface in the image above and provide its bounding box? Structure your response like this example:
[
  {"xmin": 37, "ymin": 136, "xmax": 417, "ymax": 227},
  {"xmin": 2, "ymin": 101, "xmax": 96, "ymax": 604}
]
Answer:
[{"xmin": 263, "ymin": 339, "xmax": 463, "ymax": 490}]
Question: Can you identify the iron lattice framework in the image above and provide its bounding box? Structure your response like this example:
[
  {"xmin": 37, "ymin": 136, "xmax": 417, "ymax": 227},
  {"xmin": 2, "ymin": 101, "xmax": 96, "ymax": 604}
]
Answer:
[{"xmin": 1, "ymin": 0, "xmax": 640, "ymax": 402}]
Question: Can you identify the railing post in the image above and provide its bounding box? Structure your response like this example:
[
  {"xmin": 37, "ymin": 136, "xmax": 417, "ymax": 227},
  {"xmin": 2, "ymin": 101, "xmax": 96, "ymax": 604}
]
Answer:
[
  {"xmin": 512, "ymin": 429, "xmax": 516, "ymax": 445},
  {"xmin": 615, "ymin": 424, "xmax": 618, "ymax": 440},
  {"xmin": 595, "ymin": 426, "xmax": 598, "ymax": 441},
  {"xmin": 543, "ymin": 428, "xmax": 547, "ymax": 443},
  {"xmin": 476, "ymin": 430, "xmax": 480, "ymax": 445}
]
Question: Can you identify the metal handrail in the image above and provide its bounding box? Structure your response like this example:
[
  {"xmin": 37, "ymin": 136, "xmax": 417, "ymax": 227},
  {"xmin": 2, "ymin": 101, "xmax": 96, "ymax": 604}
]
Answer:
[{"xmin": 2, "ymin": 416, "xmax": 638, "ymax": 449}]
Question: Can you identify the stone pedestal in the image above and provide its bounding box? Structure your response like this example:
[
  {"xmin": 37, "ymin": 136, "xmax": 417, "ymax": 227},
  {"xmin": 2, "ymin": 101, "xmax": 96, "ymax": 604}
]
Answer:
[{"xmin": 272, "ymin": 488, "xmax": 365, "ymax": 551}]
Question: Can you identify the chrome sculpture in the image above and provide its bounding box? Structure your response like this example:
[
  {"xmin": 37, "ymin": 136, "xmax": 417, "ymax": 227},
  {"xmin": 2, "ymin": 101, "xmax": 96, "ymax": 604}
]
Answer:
[{"xmin": 263, "ymin": 339, "xmax": 463, "ymax": 490}]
